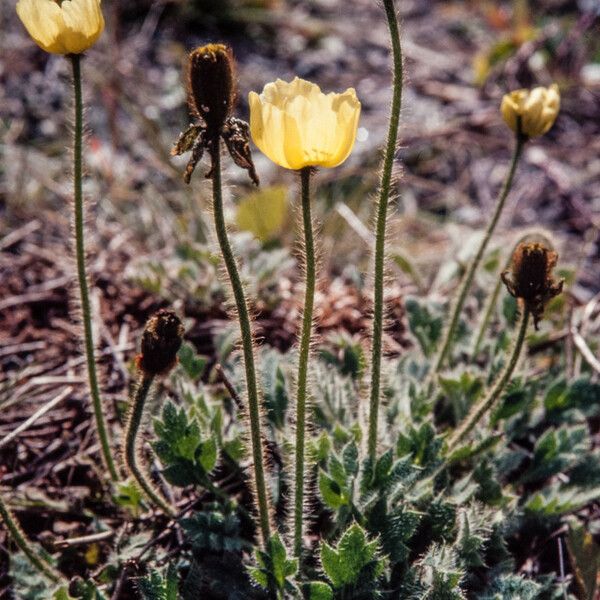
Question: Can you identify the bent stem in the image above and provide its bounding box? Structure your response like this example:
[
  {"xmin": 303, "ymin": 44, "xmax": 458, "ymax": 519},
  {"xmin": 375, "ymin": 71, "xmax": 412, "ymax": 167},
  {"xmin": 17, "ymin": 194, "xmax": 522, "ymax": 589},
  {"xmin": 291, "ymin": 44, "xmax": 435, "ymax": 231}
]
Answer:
[
  {"xmin": 367, "ymin": 0, "xmax": 404, "ymax": 461},
  {"xmin": 70, "ymin": 54, "xmax": 118, "ymax": 482},
  {"xmin": 210, "ymin": 140, "xmax": 271, "ymax": 545},
  {"xmin": 0, "ymin": 493, "xmax": 62, "ymax": 583},
  {"xmin": 293, "ymin": 167, "xmax": 315, "ymax": 558},
  {"xmin": 432, "ymin": 134, "xmax": 525, "ymax": 377},
  {"xmin": 124, "ymin": 374, "xmax": 175, "ymax": 516},
  {"xmin": 447, "ymin": 307, "xmax": 530, "ymax": 452}
]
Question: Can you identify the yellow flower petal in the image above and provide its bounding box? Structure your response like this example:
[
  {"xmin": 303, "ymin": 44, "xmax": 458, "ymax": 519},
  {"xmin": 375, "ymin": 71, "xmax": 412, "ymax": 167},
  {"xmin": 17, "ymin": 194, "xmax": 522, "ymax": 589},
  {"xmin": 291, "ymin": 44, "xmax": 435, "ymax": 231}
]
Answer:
[
  {"xmin": 500, "ymin": 84, "xmax": 560, "ymax": 138},
  {"xmin": 249, "ymin": 77, "xmax": 361, "ymax": 170},
  {"xmin": 16, "ymin": 0, "xmax": 67, "ymax": 54},
  {"xmin": 16, "ymin": 0, "xmax": 104, "ymax": 55}
]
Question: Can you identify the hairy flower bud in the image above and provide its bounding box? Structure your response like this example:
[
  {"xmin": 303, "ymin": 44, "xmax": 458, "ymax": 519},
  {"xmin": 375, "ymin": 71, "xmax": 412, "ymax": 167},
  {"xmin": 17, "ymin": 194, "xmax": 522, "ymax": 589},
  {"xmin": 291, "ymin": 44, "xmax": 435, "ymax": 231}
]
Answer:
[
  {"xmin": 188, "ymin": 43, "xmax": 236, "ymax": 136},
  {"xmin": 501, "ymin": 242, "xmax": 564, "ymax": 329},
  {"xmin": 137, "ymin": 309, "xmax": 184, "ymax": 376},
  {"xmin": 501, "ymin": 84, "xmax": 560, "ymax": 138}
]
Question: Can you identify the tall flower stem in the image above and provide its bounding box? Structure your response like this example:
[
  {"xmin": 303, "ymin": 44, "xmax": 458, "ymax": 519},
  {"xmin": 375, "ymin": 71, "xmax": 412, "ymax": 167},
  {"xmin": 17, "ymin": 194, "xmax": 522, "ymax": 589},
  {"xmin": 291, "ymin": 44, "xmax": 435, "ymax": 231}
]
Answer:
[
  {"xmin": 293, "ymin": 167, "xmax": 315, "ymax": 558},
  {"xmin": 367, "ymin": 0, "xmax": 404, "ymax": 461},
  {"xmin": 210, "ymin": 140, "xmax": 271, "ymax": 545},
  {"xmin": 70, "ymin": 55, "xmax": 119, "ymax": 482},
  {"xmin": 432, "ymin": 134, "xmax": 525, "ymax": 377},
  {"xmin": 0, "ymin": 494, "xmax": 62, "ymax": 583},
  {"xmin": 447, "ymin": 307, "xmax": 530, "ymax": 451},
  {"xmin": 123, "ymin": 374, "xmax": 175, "ymax": 516}
]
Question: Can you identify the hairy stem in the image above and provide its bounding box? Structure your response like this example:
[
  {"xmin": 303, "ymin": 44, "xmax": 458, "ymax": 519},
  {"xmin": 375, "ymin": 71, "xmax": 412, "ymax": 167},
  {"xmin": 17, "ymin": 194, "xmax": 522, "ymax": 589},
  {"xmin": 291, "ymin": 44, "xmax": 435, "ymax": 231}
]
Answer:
[
  {"xmin": 472, "ymin": 276, "xmax": 503, "ymax": 357},
  {"xmin": 367, "ymin": 0, "xmax": 404, "ymax": 461},
  {"xmin": 0, "ymin": 493, "xmax": 62, "ymax": 583},
  {"xmin": 293, "ymin": 167, "xmax": 315, "ymax": 558},
  {"xmin": 432, "ymin": 134, "xmax": 525, "ymax": 376},
  {"xmin": 210, "ymin": 140, "xmax": 271, "ymax": 545},
  {"xmin": 447, "ymin": 307, "xmax": 530, "ymax": 451},
  {"xmin": 70, "ymin": 54, "xmax": 118, "ymax": 482},
  {"xmin": 124, "ymin": 374, "xmax": 175, "ymax": 516}
]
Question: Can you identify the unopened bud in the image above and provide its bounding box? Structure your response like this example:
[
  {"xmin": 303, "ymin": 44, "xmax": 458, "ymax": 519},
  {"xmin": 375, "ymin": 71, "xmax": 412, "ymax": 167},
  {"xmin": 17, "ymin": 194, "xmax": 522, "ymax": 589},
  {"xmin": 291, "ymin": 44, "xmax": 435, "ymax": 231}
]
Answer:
[
  {"xmin": 137, "ymin": 309, "xmax": 184, "ymax": 376},
  {"xmin": 500, "ymin": 84, "xmax": 560, "ymax": 138},
  {"xmin": 188, "ymin": 43, "xmax": 235, "ymax": 136},
  {"xmin": 502, "ymin": 242, "xmax": 564, "ymax": 329}
]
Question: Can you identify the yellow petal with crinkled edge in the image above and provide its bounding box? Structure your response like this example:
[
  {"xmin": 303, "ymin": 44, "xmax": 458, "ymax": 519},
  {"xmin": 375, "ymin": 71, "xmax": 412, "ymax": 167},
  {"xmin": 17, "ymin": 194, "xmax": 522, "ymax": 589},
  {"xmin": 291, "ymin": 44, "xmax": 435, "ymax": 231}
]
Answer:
[
  {"xmin": 249, "ymin": 77, "xmax": 361, "ymax": 170},
  {"xmin": 500, "ymin": 84, "xmax": 560, "ymax": 138},
  {"xmin": 16, "ymin": 0, "xmax": 104, "ymax": 55}
]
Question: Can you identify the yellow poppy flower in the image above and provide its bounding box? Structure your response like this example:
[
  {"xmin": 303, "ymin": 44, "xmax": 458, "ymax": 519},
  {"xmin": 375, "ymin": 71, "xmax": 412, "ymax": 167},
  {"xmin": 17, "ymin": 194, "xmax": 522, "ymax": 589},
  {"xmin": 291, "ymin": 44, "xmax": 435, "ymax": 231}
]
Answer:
[
  {"xmin": 500, "ymin": 84, "xmax": 560, "ymax": 138},
  {"xmin": 249, "ymin": 77, "xmax": 361, "ymax": 170},
  {"xmin": 16, "ymin": 0, "xmax": 104, "ymax": 55}
]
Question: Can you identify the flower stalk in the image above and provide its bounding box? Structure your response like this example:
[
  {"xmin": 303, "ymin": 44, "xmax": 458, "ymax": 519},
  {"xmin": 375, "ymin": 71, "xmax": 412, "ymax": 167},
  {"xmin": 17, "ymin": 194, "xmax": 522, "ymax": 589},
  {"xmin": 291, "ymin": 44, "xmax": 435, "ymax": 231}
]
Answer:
[
  {"xmin": 123, "ymin": 373, "xmax": 175, "ymax": 516},
  {"xmin": 70, "ymin": 54, "xmax": 119, "ymax": 482},
  {"xmin": 447, "ymin": 307, "xmax": 530, "ymax": 451},
  {"xmin": 123, "ymin": 309, "xmax": 183, "ymax": 516},
  {"xmin": 448, "ymin": 240, "xmax": 562, "ymax": 450},
  {"xmin": 0, "ymin": 493, "xmax": 62, "ymax": 583},
  {"xmin": 367, "ymin": 0, "xmax": 403, "ymax": 461},
  {"xmin": 293, "ymin": 167, "xmax": 315, "ymax": 558},
  {"xmin": 431, "ymin": 133, "xmax": 525, "ymax": 376},
  {"xmin": 210, "ymin": 140, "xmax": 272, "ymax": 545}
]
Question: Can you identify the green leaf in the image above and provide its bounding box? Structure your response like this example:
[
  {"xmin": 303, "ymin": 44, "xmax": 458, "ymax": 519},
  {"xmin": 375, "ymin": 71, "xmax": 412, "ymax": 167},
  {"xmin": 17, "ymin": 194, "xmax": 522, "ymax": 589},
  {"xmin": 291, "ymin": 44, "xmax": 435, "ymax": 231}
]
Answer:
[
  {"xmin": 405, "ymin": 298, "xmax": 443, "ymax": 357},
  {"xmin": 519, "ymin": 425, "xmax": 589, "ymax": 485},
  {"xmin": 139, "ymin": 564, "xmax": 179, "ymax": 600},
  {"xmin": 304, "ymin": 581, "xmax": 334, "ymax": 600},
  {"xmin": 181, "ymin": 505, "xmax": 248, "ymax": 553},
  {"xmin": 177, "ymin": 343, "xmax": 207, "ymax": 380},
  {"xmin": 249, "ymin": 534, "xmax": 298, "ymax": 594},
  {"xmin": 390, "ymin": 251, "xmax": 424, "ymax": 290},
  {"xmin": 319, "ymin": 470, "xmax": 348, "ymax": 509},
  {"xmin": 261, "ymin": 350, "xmax": 289, "ymax": 429},
  {"xmin": 320, "ymin": 524, "xmax": 384, "ymax": 590},
  {"xmin": 152, "ymin": 401, "xmax": 217, "ymax": 487},
  {"xmin": 114, "ymin": 478, "xmax": 144, "ymax": 516},
  {"xmin": 236, "ymin": 185, "xmax": 288, "ymax": 242},
  {"xmin": 197, "ymin": 436, "xmax": 218, "ymax": 472}
]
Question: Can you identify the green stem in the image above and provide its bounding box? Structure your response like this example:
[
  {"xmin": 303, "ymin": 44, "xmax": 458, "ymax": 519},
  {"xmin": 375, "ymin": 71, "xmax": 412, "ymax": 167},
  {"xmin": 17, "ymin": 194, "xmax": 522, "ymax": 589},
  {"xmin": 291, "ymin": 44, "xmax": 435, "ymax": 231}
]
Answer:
[
  {"xmin": 210, "ymin": 140, "xmax": 271, "ymax": 545},
  {"xmin": 123, "ymin": 373, "xmax": 175, "ymax": 516},
  {"xmin": 293, "ymin": 168, "xmax": 315, "ymax": 558},
  {"xmin": 0, "ymin": 493, "xmax": 62, "ymax": 583},
  {"xmin": 70, "ymin": 54, "xmax": 119, "ymax": 482},
  {"xmin": 432, "ymin": 134, "xmax": 525, "ymax": 376},
  {"xmin": 472, "ymin": 276, "xmax": 503, "ymax": 357},
  {"xmin": 367, "ymin": 0, "xmax": 404, "ymax": 461},
  {"xmin": 447, "ymin": 307, "xmax": 530, "ymax": 451}
]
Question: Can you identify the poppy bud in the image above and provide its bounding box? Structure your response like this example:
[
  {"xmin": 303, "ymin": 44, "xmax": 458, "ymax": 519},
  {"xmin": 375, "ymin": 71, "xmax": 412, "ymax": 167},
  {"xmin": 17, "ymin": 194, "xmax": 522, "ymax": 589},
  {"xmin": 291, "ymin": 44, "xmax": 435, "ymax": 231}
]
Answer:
[
  {"xmin": 188, "ymin": 43, "xmax": 236, "ymax": 136},
  {"xmin": 137, "ymin": 309, "xmax": 184, "ymax": 376},
  {"xmin": 502, "ymin": 242, "xmax": 564, "ymax": 329},
  {"xmin": 501, "ymin": 84, "xmax": 560, "ymax": 138}
]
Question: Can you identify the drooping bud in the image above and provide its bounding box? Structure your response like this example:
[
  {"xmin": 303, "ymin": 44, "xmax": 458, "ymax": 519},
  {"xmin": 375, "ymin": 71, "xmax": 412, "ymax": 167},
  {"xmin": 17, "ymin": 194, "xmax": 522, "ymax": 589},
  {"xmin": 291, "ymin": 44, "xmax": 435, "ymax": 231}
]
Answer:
[
  {"xmin": 187, "ymin": 43, "xmax": 236, "ymax": 136},
  {"xmin": 137, "ymin": 309, "xmax": 184, "ymax": 376},
  {"xmin": 501, "ymin": 242, "xmax": 564, "ymax": 329}
]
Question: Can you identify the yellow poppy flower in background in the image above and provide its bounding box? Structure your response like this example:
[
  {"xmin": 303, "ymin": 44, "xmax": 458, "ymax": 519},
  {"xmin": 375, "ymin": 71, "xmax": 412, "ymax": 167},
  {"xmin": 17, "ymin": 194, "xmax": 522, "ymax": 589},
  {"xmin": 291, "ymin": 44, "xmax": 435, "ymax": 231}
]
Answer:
[
  {"xmin": 501, "ymin": 84, "xmax": 560, "ymax": 138},
  {"xmin": 249, "ymin": 77, "xmax": 361, "ymax": 170},
  {"xmin": 16, "ymin": 0, "xmax": 104, "ymax": 55}
]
